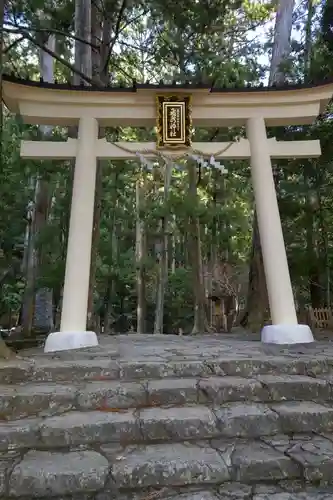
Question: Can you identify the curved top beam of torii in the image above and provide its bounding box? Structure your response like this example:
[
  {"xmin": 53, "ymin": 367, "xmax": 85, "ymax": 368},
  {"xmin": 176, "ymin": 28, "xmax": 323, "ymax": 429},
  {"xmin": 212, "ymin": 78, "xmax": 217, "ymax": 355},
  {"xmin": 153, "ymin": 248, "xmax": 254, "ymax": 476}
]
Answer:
[{"xmin": 2, "ymin": 74, "xmax": 333, "ymax": 127}]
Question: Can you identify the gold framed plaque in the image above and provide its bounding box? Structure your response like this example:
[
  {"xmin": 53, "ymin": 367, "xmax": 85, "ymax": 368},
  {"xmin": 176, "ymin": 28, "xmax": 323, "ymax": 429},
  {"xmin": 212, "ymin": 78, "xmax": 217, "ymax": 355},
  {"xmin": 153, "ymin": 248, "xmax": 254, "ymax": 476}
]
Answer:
[{"xmin": 156, "ymin": 95, "xmax": 192, "ymax": 149}]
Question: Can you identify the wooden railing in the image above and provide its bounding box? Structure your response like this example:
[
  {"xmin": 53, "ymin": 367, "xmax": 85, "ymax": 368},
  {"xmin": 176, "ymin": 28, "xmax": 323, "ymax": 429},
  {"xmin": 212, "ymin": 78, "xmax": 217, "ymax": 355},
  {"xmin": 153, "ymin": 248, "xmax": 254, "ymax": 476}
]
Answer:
[{"xmin": 308, "ymin": 307, "xmax": 333, "ymax": 329}]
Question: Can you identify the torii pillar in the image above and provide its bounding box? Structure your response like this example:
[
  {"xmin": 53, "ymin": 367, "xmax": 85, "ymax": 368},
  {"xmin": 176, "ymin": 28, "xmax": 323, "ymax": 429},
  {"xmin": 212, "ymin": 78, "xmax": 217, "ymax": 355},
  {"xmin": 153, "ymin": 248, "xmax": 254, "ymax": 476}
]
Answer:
[
  {"xmin": 246, "ymin": 117, "xmax": 313, "ymax": 344},
  {"xmin": 44, "ymin": 117, "xmax": 99, "ymax": 352}
]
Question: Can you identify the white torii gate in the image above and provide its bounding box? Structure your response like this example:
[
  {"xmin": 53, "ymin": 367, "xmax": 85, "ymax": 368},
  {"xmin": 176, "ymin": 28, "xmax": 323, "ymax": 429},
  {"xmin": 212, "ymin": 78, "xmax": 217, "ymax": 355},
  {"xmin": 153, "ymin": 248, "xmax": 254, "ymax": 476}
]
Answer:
[{"xmin": 3, "ymin": 76, "xmax": 333, "ymax": 351}]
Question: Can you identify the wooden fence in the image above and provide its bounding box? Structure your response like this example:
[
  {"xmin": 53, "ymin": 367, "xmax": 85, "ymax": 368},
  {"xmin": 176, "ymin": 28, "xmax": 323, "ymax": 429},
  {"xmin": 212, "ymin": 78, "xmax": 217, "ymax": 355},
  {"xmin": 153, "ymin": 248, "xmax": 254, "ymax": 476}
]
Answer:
[{"xmin": 307, "ymin": 307, "xmax": 333, "ymax": 329}]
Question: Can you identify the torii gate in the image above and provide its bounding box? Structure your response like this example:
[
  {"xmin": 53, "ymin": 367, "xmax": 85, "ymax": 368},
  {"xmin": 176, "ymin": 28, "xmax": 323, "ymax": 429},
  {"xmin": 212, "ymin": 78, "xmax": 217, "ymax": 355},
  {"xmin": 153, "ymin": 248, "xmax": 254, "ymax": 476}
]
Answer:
[{"xmin": 2, "ymin": 75, "xmax": 333, "ymax": 351}]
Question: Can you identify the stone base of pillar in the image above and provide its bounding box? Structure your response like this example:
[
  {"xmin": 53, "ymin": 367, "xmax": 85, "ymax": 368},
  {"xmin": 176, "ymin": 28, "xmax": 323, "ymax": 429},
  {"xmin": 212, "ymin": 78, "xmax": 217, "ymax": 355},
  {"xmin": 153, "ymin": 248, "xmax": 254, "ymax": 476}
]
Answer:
[
  {"xmin": 261, "ymin": 324, "xmax": 314, "ymax": 344},
  {"xmin": 44, "ymin": 330, "xmax": 98, "ymax": 353}
]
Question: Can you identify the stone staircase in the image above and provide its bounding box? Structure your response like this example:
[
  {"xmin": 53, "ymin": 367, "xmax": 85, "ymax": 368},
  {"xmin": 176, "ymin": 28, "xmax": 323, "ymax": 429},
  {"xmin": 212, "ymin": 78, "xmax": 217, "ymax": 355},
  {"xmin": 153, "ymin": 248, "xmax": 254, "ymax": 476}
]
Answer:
[{"xmin": 1, "ymin": 334, "xmax": 333, "ymax": 499}]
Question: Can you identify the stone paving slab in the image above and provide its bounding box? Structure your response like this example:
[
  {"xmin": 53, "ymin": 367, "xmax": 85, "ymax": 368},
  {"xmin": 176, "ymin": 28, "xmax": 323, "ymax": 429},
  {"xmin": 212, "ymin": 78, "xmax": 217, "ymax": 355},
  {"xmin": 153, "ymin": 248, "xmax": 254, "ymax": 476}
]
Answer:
[
  {"xmin": 147, "ymin": 377, "xmax": 199, "ymax": 406},
  {"xmin": 1, "ymin": 354, "xmax": 331, "ymax": 385},
  {"xmin": 77, "ymin": 380, "xmax": 148, "ymax": 411},
  {"xmin": 2, "ymin": 400, "xmax": 333, "ymax": 451},
  {"xmin": 0, "ymin": 360, "xmax": 35, "ymax": 384},
  {"xmin": 231, "ymin": 441, "xmax": 301, "ymax": 482},
  {"xmin": 31, "ymin": 358, "xmax": 121, "ymax": 383},
  {"xmin": 0, "ymin": 450, "xmax": 21, "ymax": 496},
  {"xmin": 111, "ymin": 442, "xmax": 230, "ymax": 488},
  {"xmin": 254, "ymin": 492, "xmax": 333, "ymax": 500},
  {"xmin": 8, "ymin": 450, "xmax": 109, "ymax": 498},
  {"xmin": 2, "ymin": 374, "xmax": 333, "ymax": 422},
  {"xmin": 2, "ymin": 439, "xmax": 333, "ymax": 497},
  {"xmin": 272, "ymin": 402, "xmax": 333, "ymax": 434},
  {"xmin": 262, "ymin": 434, "xmax": 333, "ymax": 483},
  {"xmin": 0, "ymin": 418, "xmax": 41, "ymax": 451},
  {"xmin": 100, "ymin": 486, "xmax": 333, "ymax": 500},
  {"xmin": 0, "ymin": 383, "xmax": 77, "ymax": 420},
  {"xmin": 106, "ymin": 436, "xmax": 333, "ymax": 490},
  {"xmin": 10, "ymin": 487, "xmax": 333, "ymax": 500},
  {"xmin": 214, "ymin": 402, "xmax": 280, "ymax": 438},
  {"xmin": 7, "ymin": 333, "xmax": 333, "ymax": 385},
  {"xmin": 256, "ymin": 375, "xmax": 332, "ymax": 402},
  {"xmin": 198, "ymin": 376, "xmax": 264, "ymax": 404},
  {"xmin": 138, "ymin": 405, "xmax": 219, "ymax": 442},
  {"xmin": 218, "ymin": 482, "xmax": 252, "ymax": 499},
  {"xmin": 39, "ymin": 410, "xmax": 140, "ymax": 447}
]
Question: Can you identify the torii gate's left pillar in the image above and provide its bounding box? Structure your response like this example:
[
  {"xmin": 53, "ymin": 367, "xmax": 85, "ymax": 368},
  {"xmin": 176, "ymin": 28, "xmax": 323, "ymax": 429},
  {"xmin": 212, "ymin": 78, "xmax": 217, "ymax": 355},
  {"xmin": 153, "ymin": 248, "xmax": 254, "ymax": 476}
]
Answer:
[{"xmin": 44, "ymin": 117, "xmax": 99, "ymax": 352}]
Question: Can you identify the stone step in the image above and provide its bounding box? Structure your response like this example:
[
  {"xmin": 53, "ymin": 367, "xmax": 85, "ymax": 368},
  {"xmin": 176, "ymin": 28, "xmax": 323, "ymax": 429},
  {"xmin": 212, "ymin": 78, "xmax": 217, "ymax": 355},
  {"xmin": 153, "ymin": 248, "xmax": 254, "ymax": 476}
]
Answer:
[
  {"xmin": 1, "ymin": 353, "xmax": 332, "ymax": 385},
  {"xmin": 2, "ymin": 401, "xmax": 333, "ymax": 451},
  {"xmin": 3, "ymin": 435, "xmax": 333, "ymax": 498},
  {"xmin": 1, "ymin": 374, "xmax": 333, "ymax": 420}
]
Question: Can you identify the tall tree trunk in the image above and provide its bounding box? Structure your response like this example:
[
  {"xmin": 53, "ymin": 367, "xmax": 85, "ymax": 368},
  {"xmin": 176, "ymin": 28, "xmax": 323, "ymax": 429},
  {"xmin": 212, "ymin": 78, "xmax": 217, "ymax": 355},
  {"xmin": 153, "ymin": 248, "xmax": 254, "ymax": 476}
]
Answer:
[
  {"xmin": 104, "ymin": 170, "xmax": 119, "ymax": 333},
  {"xmin": 136, "ymin": 174, "xmax": 146, "ymax": 334},
  {"xmin": 33, "ymin": 34, "xmax": 56, "ymax": 334},
  {"xmin": 269, "ymin": 0, "xmax": 295, "ymax": 85},
  {"xmin": 242, "ymin": 0, "xmax": 295, "ymax": 329},
  {"xmin": 74, "ymin": 0, "xmax": 92, "ymax": 85},
  {"xmin": 71, "ymin": 0, "xmax": 93, "ymax": 325},
  {"xmin": 187, "ymin": 161, "xmax": 208, "ymax": 334},
  {"xmin": 0, "ymin": 0, "xmax": 14, "ymax": 358},
  {"xmin": 303, "ymin": 0, "xmax": 322, "ymax": 306},
  {"xmin": 0, "ymin": 0, "xmax": 3, "ymax": 144},
  {"xmin": 21, "ymin": 34, "xmax": 55, "ymax": 336},
  {"xmin": 87, "ymin": 3, "xmax": 111, "ymax": 329},
  {"xmin": 154, "ymin": 161, "xmax": 172, "ymax": 334}
]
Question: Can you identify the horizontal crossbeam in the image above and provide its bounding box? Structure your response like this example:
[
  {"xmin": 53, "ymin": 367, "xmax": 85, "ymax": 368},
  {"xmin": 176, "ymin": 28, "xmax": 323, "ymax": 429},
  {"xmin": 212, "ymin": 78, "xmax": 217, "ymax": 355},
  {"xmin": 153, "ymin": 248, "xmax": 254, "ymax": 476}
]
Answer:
[
  {"xmin": 5, "ymin": 78, "xmax": 332, "ymax": 127},
  {"xmin": 21, "ymin": 138, "xmax": 321, "ymax": 160}
]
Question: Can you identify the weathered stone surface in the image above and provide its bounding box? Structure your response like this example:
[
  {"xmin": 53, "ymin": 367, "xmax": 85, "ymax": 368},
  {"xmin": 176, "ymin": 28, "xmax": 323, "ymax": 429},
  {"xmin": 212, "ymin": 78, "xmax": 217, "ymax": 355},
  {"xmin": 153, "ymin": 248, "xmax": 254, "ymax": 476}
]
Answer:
[
  {"xmin": 77, "ymin": 381, "xmax": 147, "ymax": 411},
  {"xmin": 139, "ymin": 406, "xmax": 219, "ymax": 441},
  {"xmin": 253, "ymin": 491, "xmax": 333, "ymax": 500},
  {"xmin": 0, "ymin": 418, "xmax": 40, "ymax": 451},
  {"xmin": 215, "ymin": 358, "xmax": 306, "ymax": 378},
  {"xmin": 147, "ymin": 378, "xmax": 198, "ymax": 406},
  {"xmin": 119, "ymin": 359, "xmax": 212, "ymax": 380},
  {"xmin": 198, "ymin": 376, "xmax": 263, "ymax": 404},
  {"xmin": 210, "ymin": 358, "xmax": 272, "ymax": 377},
  {"xmin": 257, "ymin": 375, "xmax": 331, "ymax": 402},
  {"xmin": 0, "ymin": 383, "xmax": 76, "ymax": 419},
  {"xmin": 166, "ymin": 492, "xmax": 220, "ymax": 500},
  {"xmin": 218, "ymin": 482, "xmax": 252, "ymax": 499},
  {"xmin": 30, "ymin": 359, "xmax": 120, "ymax": 383},
  {"xmin": 262, "ymin": 434, "xmax": 333, "ymax": 482},
  {"xmin": 0, "ymin": 451, "xmax": 21, "ymax": 495},
  {"xmin": 119, "ymin": 360, "xmax": 172, "ymax": 380},
  {"xmin": 272, "ymin": 402, "xmax": 333, "ymax": 434},
  {"xmin": 253, "ymin": 484, "xmax": 333, "ymax": 498},
  {"xmin": 0, "ymin": 360, "xmax": 34, "ymax": 384},
  {"xmin": 19, "ymin": 333, "xmax": 333, "ymax": 384},
  {"xmin": 8, "ymin": 450, "xmax": 109, "ymax": 497},
  {"xmin": 96, "ymin": 486, "xmax": 333, "ymax": 500},
  {"xmin": 231, "ymin": 441, "xmax": 301, "ymax": 482},
  {"xmin": 169, "ymin": 360, "xmax": 212, "ymax": 378},
  {"xmin": 253, "ymin": 484, "xmax": 285, "ymax": 495},
  {"xmin": 40, "ymin": 410, "xmax": 140, "ymax": 447},
  {"xmin": 5, "ymin": 334, "xmax": 333, "ymax": 498},
  {"xmin": 111, "ymin": 442, "xmax": 230, "ymax": 488},
  {"xmin": 97, "ymin": 488, "xmax": 220, "ymax": 500},
  {"xmin": 214, "ymin": 403, "xmax": 280, "ymax": 438}
]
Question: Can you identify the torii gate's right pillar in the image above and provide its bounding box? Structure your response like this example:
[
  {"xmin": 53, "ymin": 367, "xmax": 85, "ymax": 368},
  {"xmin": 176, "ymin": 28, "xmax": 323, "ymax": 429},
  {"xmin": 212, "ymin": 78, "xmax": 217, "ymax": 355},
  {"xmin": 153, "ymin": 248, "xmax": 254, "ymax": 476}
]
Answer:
[{"xmin": 246, "ymin": 117, "xmax": 314, "ymax": 344}]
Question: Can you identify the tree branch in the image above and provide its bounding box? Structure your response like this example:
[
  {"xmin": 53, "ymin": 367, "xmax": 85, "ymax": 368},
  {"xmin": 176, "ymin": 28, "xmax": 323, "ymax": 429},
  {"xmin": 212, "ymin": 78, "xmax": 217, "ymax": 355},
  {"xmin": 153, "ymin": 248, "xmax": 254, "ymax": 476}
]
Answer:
[
  {"xmin": 101, "ymin": 0, "xmax": 127, "ymax": 76},
  {"xmin": 3, "ymin": 35, "xmax": 24, "ymax": 54},
  {"xmin": 3, "ymin": 24, "xmax": 99, "ymax": 50},
  {"xmin": 19, "ymin": 28, "xmax": 102, "ymax": 86}
]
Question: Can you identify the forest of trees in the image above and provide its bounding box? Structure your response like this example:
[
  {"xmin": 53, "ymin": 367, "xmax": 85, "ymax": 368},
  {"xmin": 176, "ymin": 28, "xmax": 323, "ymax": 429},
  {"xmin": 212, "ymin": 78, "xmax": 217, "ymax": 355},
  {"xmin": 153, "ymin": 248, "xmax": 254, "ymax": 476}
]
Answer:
[{"xmin": 0, "ymin": 0, "xmax": 333, "ymax": 354}]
